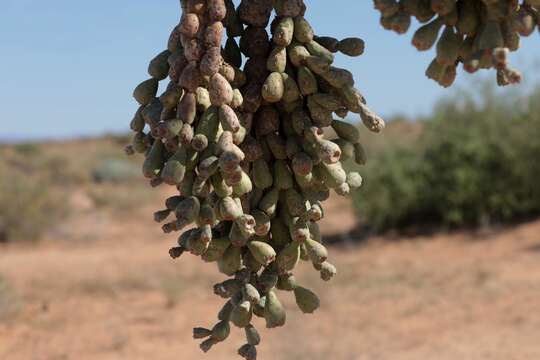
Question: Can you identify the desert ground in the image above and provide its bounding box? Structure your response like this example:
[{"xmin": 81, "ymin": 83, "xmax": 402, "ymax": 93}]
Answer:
[{"xmin": 1, "ymin": 181, "xmax": 540, "ymax": 360}]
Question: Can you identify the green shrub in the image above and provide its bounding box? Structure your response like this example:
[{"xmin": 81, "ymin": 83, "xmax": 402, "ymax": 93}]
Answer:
[
  {"xmin": 91, "ymin": 159, "xmax": 140, "ymax": 183},
  {"xmin": 0, "ymin": 160, "xmax": 68, "ymax": 242},
  {"xmin": 353, "ymin": 85, "xmax": 540, "ymax": 230}
]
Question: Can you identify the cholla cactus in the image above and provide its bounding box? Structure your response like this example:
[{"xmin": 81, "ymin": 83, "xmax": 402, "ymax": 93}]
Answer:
[
  {"xmin": 374, "ymin": 0, "xmax": 540, "ymax": 86},
  {"xmin": 125, "ymin": 0, "xmax": 384, "ymax": 358}
]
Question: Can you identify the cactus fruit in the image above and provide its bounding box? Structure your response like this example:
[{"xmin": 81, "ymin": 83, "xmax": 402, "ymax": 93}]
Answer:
[
  {"xmin": 126, "ymin": 1, "xmax": 384, "ymax": 358},
  {"xmin": 373, "ymin": 0, "xmax": 539, "ymax": 86}
]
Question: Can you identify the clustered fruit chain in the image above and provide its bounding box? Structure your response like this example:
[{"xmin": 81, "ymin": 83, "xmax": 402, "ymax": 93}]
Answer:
[
  {"xmin": 126, "ymin": 1, "xmax": 384, "ymax": 359},
  {"xmin": 374, "ymin": 0, "xmax": 540, "ymax": 86}
]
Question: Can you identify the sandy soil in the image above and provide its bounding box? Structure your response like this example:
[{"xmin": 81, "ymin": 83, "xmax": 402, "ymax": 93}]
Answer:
[{"xmin": 1, "ymin": 193, "xmax": 540, "ymax": 360}]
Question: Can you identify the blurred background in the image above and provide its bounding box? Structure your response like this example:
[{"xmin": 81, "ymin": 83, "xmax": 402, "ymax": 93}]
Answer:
[{"xmin": 1, "ymin": 1, "xmax": 540, "ymax": 360}]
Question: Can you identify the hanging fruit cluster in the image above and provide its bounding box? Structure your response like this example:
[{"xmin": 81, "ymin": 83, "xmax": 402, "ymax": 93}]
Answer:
[
  {"xmin": 125, "ymin": 0, "xmax": 383, "ymax": 358},
  {"xmin": 374, "ymin": 0, "xmax": 540, "ymax": 86}
]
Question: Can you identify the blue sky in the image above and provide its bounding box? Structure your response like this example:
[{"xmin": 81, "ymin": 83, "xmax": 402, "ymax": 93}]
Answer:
[{"xmin": 0, "ymin": 1, "xmax": 539, "ymax": 140}]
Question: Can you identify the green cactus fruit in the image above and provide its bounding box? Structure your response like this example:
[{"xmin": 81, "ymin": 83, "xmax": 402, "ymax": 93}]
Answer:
[
  {"xmin": 219, "ymin": 104, "xmax": 240, "ymax": 133},
  {"xmin": 276, "ymin": 242, "xmax": 301, "ymax": 274},
  {"xmin": 272, "ymin": 160, "xmax": 293, "ymax": 190},
  {"xmin": 331, "ymin": 119, "xmax": 361, "ymax": 143},
  {"xmin": 314, "ymin": 36, "xmax": 339, "ymax": 52},
  {"xmin": 288, "ymin": 42, "xmax": 311, "ymax": 66},
  {"xmin": 264, "ymin": 134, "xmax": 286, "ymax": 161},
  {"xmin": 205, "ymin": 15, "xmax": 225, "ymax": 41},
  {"xmin": 148, "ymin": 50, "xmax": 171, "ymax": 80},
  {"xmin": 304, "ymin": 55, "xmax": 330, "ymax": 76},
  {"xmin": 142, "ymin": 140, "xmax": 165, "ymax": 179},
  {"xmin": 200, "ymin": 338, "xmax": 219, "ymax": 353},
  {"xmin": 276, "ymin": 273, "xmax": 297, "ymax": 291},
  {"xmin": 218, "ymin": 245, "xmax": 243, "ymax": 276},
  {"xmin": 436, "ymin": 26, "xmax": 461, "ymax": 66},
  {"xmin": 229, "ymin": 222, "xmax": 250, "ymax": 247},
  {"xmin": 273, "ymin": 17, "xmax": 295, "ymax": 46},
  {"xmin": 257, "ymin": 268, "xmax": 277, "ymax": 291},
  {"xmin": 202, "ymin": 237, "xmax": 230, "ymax": 262},
  {"xmin": 211, "ymin": 321, "xmax": 231, "ymax": 342},
  {"xmin": 281, "ymin": 72, "xmax": 301, "ymax": 103},
  {"xmin": 130, "ymin": 106, "xmax": 145, "ymax": 132},
  {"xmin": 307, "ymin": 202, "xmax": 323, "ymax": 222},
  {"xmin": 270, "ymin": 217, "xmax": 291, "ymax": 249},
  {"xmin": 196, "ymin": 106, "xmax": 221, "ymax": 143},
  {"xmin": 219, "ymin": 197, "xmax": 243, "ymax": 221},
  {"xmin": 211, "ymin": 173, "xmax": 233, "ymax": 198},
  {"xmin": 290, "ymin": 152, "xmax": 313, "ymax": 177},
  {"xmin": 266, "ymin": 46, "xmax": 287, "ymax": 73},
  {"xmin": 238, "ymin": 344, "xmax": 257, "ymax": 360},
  {"xmin": 242, "ymin": 283, "xmax": 261, "ymax": 305},
  {"xmin": 425, "ymin": 57, "xmax": 447, "ymax": 83},
  {"xmin": 258, "ymin": 188, "xmax": 279, "ymax": 217},
  {"xmin": 193, "ymin": 327, "xmax": 212, "ymax": 339},
  {"xmin": 412, "ymin": 17, "xmax": 444, "ymax": 51},
  {"xmin": 196, "ymin": 86, "xmax": 212, "ymax": 111},
  {"xmin": 477, "ymin": 20, "xmax": 504, "ymax": 50},
  {"xmin": 154, "ymin": 209, "xmax": 171, "ymax": 223},
  {"xmin": 455, "ymin": 0, "xmax": 478, "ymax": 36},
  {"xmin": 320, "ymin": 261, "xmax": 337, "ymax": 281},
  {"xmin": 290, "ymin": 217, "xmax": 311, "ymax": 242},
  {"xmin": 251, "ymin": 158, "xmax": 272, "ymax": 190},
  {"xmin": 338, "ymin": 86, "xmax": 366, "ymax": 114},
  {"xmin": 134, "ymin": 78, "xmax": 159, "ymax": 106},
  {"xmin": 293, "ymin": 286, "xmax": 320, "ymax": 314},
  {"xmin": 347, "ymin": 172, "xmax": 364, "ymax": 189},
  {"xmin": 168, "ymin": 246, "xmax": 184, "ymax": 259},
  {"xmin": 315, "ymin": 162, "xmax": 346, "ymax": 189},
  {"xmin": 214, "ymin": 278, "xmax": 242, "ymax": 299},
  {"xmin": 297, "ymin": 66, "xmax": 318, "ymax": 96},
  {"xmin": 244, "ymin": 324, "xmax": 261, "ymax": 346},
  {"xmin": 131, "ymin": 132, "xmax": 148, "ymax": 153},
  {"xmin": 337, "ymin": 37, "xmax": 365, "ymax": 56},
  {"xmin": 306, "ymin": 39, "xmax": 334, "ymax": 63},
  {"xmin": 308, "ymin": 221, "xmax": 322, "ymax": 243},
  {"xmin": 218, "ymin": 300, "xmax": 234, "ymax": 321},
  {"xmin": 209, "ymin": 73, "xmax": 233, "ymax": 106},
  {"xmin": 262, "ymin": 72, "xmax": 285, "ymax": 103},
  {"xmin": 305, "ymin": 238, "xmax": 328, "ymax": 264},
  {"xmin": 285, "ymin": 188, "xmax": 308, "ymax": 216},
  {"xmin": 252, "ymin": 209, "xmax": 271, "ymax": 236},
  {"xmin": 175, "ymin": 195, "xmax": 200, "ymax": 222},
  {"xmin": 187, "ymin": 231, "xmax": 210, "ymax": 256},
  {"xmin": 293, "ymin": 17, "xmax": 314, "ymax": 43},
  {"xmin": 320, "ymin": 67, "xmax": 355, "ymax": 89},
  {"xmin": 247, "ymin": 241, "xmax": 276, "ymax": 266},
  {"xmin": 230, "ymin": 301, "xmax": 252, "ymax": 328},
  {"xmin": 264, "ymin": 290, "xmax": 286, "ymax": 328},
  {"xmin": 160, "ymin": 148, "xmax": 185, "ymax": 185},
  {"xmin": 335, "ymin": 182, "xmax": 351, "ymax": 196},
  {"xmin": 310, "ymin": 94, "xmax": 342, "ymax": 113},
  {"xmin": 316, "ymin": 139, "xmax": 342, "ymax": 164},
  {"xmin": 252, "ymin": 296, "xmax": 266, "ymax": 318},
  {"xmin": 359, "ymin": 102, "xmax": 386, "ymax": 133},
  {"xmin": 232, "ymin": 171, "xmax": 253, "ymax": 196}
]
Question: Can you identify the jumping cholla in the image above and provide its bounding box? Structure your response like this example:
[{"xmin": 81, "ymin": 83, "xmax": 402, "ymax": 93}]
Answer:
[
  {"xmin": 126, "ymin": 0, "xmax": 384, "ymax": 359},
  {"xmin": 374, "ymin": 0, "xmax": 540, "ymax": 86}
]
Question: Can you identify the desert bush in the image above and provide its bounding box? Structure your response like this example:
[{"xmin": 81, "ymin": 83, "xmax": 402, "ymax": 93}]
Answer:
[
  {"xmin": 0, "ymin": 159, "xmax": 68, "ymax": 242},
  {"xmin": 353, "ymin": 85, "xmax": 540, "ymax": 230},
  {"xmin": 91, "ymin": 159, "xmax": 140, "ymax": 183}
]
